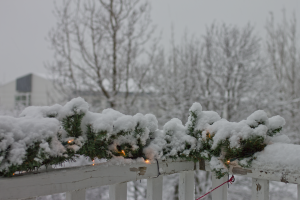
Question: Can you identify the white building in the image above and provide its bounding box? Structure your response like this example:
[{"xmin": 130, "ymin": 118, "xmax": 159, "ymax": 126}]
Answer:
[{"xmin": 0, "ymin": 73, "xmax": 61, "ymax": 109}]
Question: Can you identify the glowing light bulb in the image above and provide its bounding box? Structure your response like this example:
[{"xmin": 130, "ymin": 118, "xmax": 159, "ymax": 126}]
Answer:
[
  {"xmin": 68, "ymin": 140, "xmax": 72, "ymax": 143},
  {"xmin": 227, "ymin": 160, "xmax": 230, "ymax": 164},
  {"xmin": 13, "ymin": 173, "xmax": 15, "ymax": 175},
  {"xmin": 145, "ymin": 160, "xmax": 150, "ymax": 164},
  {"xmin": 121, "ymin": 150, "xmax": 125, "ymax": 155}
]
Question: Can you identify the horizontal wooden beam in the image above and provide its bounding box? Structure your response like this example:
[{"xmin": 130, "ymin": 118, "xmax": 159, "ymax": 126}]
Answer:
[
  {"xmin": 202, "ymin": 161, "xmax": 300, "ymax": 184},
  {"xmin": 0, "ymin": 160, "xmax": 195, "ymax": 200}
]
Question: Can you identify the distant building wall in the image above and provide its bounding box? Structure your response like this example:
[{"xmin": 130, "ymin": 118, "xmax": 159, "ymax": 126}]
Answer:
[
  {"xmin": 0, "ymin": 80, "xmax": 16, "ymax": 109},
  {"xmin": 0, "ymin": 73, "xmax": 62, "ymax": 109}
]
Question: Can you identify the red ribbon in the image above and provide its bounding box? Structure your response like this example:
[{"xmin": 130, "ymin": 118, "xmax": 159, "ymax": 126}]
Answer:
[{"xmin": 196, "ymin": 175, "xmax": 235, "ymax": 200}]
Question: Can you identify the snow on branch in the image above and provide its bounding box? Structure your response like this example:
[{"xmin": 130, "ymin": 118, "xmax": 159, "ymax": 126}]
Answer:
[{"xmin": 0, "ymin": 98, "xmax": 288, "ymax": 178}]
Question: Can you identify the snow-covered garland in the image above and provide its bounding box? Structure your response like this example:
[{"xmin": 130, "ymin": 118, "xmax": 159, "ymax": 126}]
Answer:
[{"xmin": 0, "ymin": 98, "xmax": 286, "ymax": 178}]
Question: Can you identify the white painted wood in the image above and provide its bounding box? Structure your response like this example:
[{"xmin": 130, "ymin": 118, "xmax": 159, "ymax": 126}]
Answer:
[
  {"xmin": 0, "ymin": 160, "xmax": 194, "ymax": 200},
  {"xmin": 298, "ymin": 184, "xmax": 300, "ymax": 200},
  {"xmin": 109, "ymin": 183, "xmax": 127, "ymax": 200},
  {"xmin": 20, "ymin": 198, "xmax": 36, "ymax": 200},
  {"xmin": 179, "ymin": 171, "xmax": 194, "ymax": 200},
  {"xmin": 203, "ymin": 161, "xmax": 300, "ymax": 185},
  {"xmin": 251, "ymin": 178, "xmax": 269, "ymax": 200},
  {"xmin": 66, "ymin": 189, "xmax": 86, "ymax": 200},
  {"xmin": 211, "ymin": 175, "xmax": 227, "ymax": 200},
  {"xmin": 147, "ymin": 176, "xmax": 163, "ymax": 200}
]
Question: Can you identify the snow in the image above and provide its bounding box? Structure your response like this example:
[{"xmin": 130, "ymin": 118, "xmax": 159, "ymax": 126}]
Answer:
[
  {"xmin": 251, "ymin": 143, "xmax": 300, "ymax": 173},
  {"xmin": 149, "ymin": 118, "xmax": 196, "ymax": 159},
  {"xmin": 0, "ymin": 116, "xmax": 65, "ymax": 171},
  {"xmin": 20, "ymin": 104, "xmax": 62, "ymax": 118},
  {"xmin": 246, "ymin": 110, "xmax": 269, "ymax": 127},
  {"xmin": 58, "ymin": 97, "xmax": 89, "ymax": 119},
  {"xmin": 268, "ymin": 115, "xmax": 286, "ymax": 130},
  {"xmin": 210, "ymin": 156, "xmax": 228, "ymax": 174},
  {"xmin": 145, "ymin": 114, "xmax": 158, "ymax": 133},
  {"xmin": 195, "ymin": 111, "xmax": 221, "ymax": 131},
  {"xmin": 202, "ymin": 109, "xmax": 277, "ymax": 150},
  {"xmin": 53, "ymin": 155, "xmax": 106, "ymax": 168},
  {"xmin": 0, "ymin": 98, "xmax": 295, "ymax": 175},
  {"xmin": 143, "ymin": 130, "xmax": 166, "ymax": 160}
]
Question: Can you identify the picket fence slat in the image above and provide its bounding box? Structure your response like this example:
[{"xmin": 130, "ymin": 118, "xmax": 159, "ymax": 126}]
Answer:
[
  {"xmin": 298, "ymin": 184, "xmax": 300, "ymax": 200},
  {"xmin": 251, "ymin": 178, "xmax": 269, "ymax": 200},
  {"xmin": 66, "ymin": 189, "xmax": 86, "ymax": 200},
  {"xmin": 109, "ymin": 183, "xmax": 127, "ymax": 200},
  {"xmin": 147, "ymin": 176, "xmax": 163, "ymax": 200},
  {"xmin": 179, "ymin": 171, "xmax": 195, "ymax": 200},
  {"xmin": 211, "ymin": 175, "xmax": 228, "ymax": 200}
]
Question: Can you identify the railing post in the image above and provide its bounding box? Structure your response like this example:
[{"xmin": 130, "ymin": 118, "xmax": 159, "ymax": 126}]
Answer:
[
  {"xmin": 179, "ymin": 171, "xmax": 195, "ymax": 200},
  {"xmin": 147, "ymin": 176, "xmax": 163, "ymax": 200},
  {"xmin": 251, "ymin": 178, "xmax": 269, "ymax": 200},
  {"xmin": 109, "ymin": 183, "xmax": 127, "ymax": 200},
  {"xmin": 298, "ymin": 184, "xmax": 300, "ymax": 200},
  {"xmin": 297, "ymin": 184, "xmax": 300, "ymax": 200},
  {"xmin": 66, "ymin": 189, "xmax": 86, "ymax": 200},
  {"xmin": 211, "ymin": 175, "xmax": 227, "ymax": 200}
]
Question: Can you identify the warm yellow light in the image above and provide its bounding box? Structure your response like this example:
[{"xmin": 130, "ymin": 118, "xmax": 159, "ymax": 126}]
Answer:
[
  {"xmin": 121, "ymin": 150, "xmax": 125, "ymax": 155},
  {"xmin": 93, "ymin": 164, "xmax": 95, "ymax": 166},
  {"xmin": 145, "ymin": 160, "xmax": 150, "ymax": 164},
  {"xmin": 227, "ymin": 160, "xmax": 230, "ymax": 164},
  {"xmin": 68, "ymin": 140, "xmax": 72, "ymax": 143},
  {"xmin": 13, "ymin": 173, "xmax": 15, "ymax": 175}
]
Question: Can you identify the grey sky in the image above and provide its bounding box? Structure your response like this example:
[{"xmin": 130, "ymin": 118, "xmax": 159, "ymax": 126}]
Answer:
[{"xmin": 0, "ymin": 0, "xmax": 299, "ymax": 84}]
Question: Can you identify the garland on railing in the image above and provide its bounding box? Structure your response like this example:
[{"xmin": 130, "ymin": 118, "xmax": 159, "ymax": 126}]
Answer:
[{"xmin": 0, "ymin": 98, "xmax": 286, "ymax": 178}]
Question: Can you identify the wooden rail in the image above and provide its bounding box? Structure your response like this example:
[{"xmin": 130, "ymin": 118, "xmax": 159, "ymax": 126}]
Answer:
[{"xmin": 0, "ymin": 159, "xmax": 299, "ymax": 200}]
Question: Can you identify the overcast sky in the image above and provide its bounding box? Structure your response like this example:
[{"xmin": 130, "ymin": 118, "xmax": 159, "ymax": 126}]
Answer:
[{"xmin": 0, "ymin": 0, "xmax": 299, "ymax": 84}]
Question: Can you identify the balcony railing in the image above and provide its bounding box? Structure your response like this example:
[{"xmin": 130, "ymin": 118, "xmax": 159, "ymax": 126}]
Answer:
[{"xmin": 0, "ymin": 158, "xmax": 298, "ymax": 200}]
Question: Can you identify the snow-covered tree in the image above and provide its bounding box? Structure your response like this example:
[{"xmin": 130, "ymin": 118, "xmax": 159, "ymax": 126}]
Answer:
[
  {"xmin": 201, "ymin": 23, "xmax": 263, "ymax": 121},
  {"xmin": 46, "ymin": 0, "xmax": 156, "ymax": 112},
  {"xmin": 265, "ymin": 11, "xmax": 300, "ymax": 143}
]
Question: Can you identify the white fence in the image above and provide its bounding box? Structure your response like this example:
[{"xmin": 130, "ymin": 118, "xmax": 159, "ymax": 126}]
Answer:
[{"xmin": 0, "ymin": 159, "xmax": 299, "ymax": 200}]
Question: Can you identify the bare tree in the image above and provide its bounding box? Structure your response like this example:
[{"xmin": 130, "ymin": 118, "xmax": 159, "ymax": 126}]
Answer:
[
  {"xmin": 201, "ymin": 23, "xmax": 263, "ymax": 121},
  {"xmin": 46, "ymin": 0, "xmax": 156, "ymax": 111},
  {"xmin": 265, "ymin": 11, "xmax": 300, "ymax": 141},
  {"xmin": 152, "ymin": 23, "xmax": 263, "ymax": 124},
  {"xmin": 150, "ymin": 24, "xmax": 263, "ymax": 200},
  {"xmin": 150, "ymin": 32, "xmax": 203, "ymax": 125}
]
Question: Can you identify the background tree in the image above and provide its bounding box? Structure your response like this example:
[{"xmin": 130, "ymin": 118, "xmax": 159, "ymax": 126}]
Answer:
[
  {"xmin": 46, "ymin": 0, "xmax": 156, "ymax": 112},
  {"xmin": 152, "ymin": 23, "xmax": 263, "ymax": 125},
  {"xmin": 151, "ymin": 33, "xmax": 202, "ymax": 125},
  {"xmin": 265, "ymin": 11, "xmax": 300, "ymax": 143},
  {"xmin": 201, "ymin": 23, "xmax": 263, "ymax": 121},
  {"xmin": 150, "ymin": 23, "xmax": 264, "ymax": 200}
]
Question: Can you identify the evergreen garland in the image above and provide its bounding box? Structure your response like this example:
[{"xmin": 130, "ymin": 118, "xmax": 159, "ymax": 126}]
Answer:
[{"xmin": 0, "ymin": 98, "xmax": 286, "ymax": 178}]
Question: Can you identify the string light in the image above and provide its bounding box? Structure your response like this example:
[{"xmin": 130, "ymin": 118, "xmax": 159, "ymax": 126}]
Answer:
[
  {"xmin": 227, "ymin": 160, "xmax": 230, "ymax": 164},
  {"xmin": 145, "ymin": 160, "xmax": 150, "ymax": 164},
  {"xmin": 121, "ymin": 150, "xmax": 125, "ymax": 156}
]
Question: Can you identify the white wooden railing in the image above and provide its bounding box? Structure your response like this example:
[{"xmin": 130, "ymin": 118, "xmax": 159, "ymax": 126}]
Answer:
[{"xmin": 0, "ymin": 159, "xmax": 299, "ymax": 200}]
